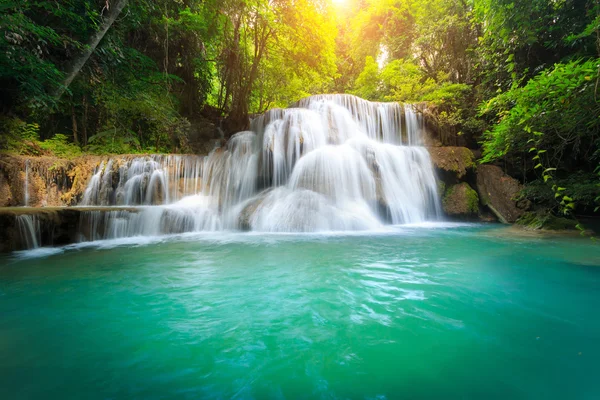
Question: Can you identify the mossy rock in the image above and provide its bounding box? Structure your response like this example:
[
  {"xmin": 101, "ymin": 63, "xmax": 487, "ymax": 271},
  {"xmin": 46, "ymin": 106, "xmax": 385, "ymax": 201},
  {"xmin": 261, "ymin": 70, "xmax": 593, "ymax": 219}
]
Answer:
[
  {"xmin": 517, "ymin": 211, "xmax": 579, "ymax": 231},
  {"xmin": 476, "ymin": 164, "xmax": 527, "ymax": 223},
  {"xmin": 442, "ymin": 182, "xmax": 479, "ymax": 217},
  {"xmin": 428, "ymin": 147, "xmax": 476, "ymax": 182}
]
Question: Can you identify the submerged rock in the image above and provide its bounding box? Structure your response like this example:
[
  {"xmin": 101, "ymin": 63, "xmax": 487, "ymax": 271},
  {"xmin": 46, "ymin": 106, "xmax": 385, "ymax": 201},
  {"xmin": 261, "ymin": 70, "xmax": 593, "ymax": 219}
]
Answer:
[
  {"xmin": 476, "ymin": 164, "xmax": 529, "ymax": 223},
  {"xmin": 237, "ymin": 191, "xmax": 271, "ymax": 231},
  {"xmin": 442, "ymin": 183, "xmax": 479, "ymax": 218},
  {"xmin": 517, "ymin": 211, "xmax": 579, "ymax": 231}
]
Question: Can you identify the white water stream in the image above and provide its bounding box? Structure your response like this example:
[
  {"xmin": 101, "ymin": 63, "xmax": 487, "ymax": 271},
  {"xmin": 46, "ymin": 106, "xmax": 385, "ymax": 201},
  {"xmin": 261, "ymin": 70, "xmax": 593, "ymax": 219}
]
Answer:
[{"xmin": 77, "ymin": 95, "xmax": 440, "ymax": 239}]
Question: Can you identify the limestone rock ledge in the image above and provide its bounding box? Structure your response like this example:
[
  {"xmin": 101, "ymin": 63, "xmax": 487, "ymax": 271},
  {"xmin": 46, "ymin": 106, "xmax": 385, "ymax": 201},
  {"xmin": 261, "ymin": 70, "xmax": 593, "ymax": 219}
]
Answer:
[
  {"xmin": 0, "ymin": 207, "xmax": 140, "ymax": 252},
  {"xmin": 0, "ymin": 154, "xmax": 103, "ymax": 207}
]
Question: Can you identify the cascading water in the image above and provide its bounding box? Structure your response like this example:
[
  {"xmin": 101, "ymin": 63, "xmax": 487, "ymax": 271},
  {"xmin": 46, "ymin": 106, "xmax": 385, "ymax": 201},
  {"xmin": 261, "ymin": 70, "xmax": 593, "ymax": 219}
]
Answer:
[
  {"xmin": 16, "ymin": 215, "xmax": 40, "ymax": 249},
  {"xmin": 78, "ymin": 95, "xmax": 440, "ymax": 240},
  {"xmin": 81, "ymin": 155, "xmax": 205, "ymax": 206}
]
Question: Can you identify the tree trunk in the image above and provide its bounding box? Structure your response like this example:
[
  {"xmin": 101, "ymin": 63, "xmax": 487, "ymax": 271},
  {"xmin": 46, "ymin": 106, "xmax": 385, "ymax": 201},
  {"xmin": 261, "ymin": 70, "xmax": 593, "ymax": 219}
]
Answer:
[
  {"xmin": 82, "ymin": 95, "xmax": 88, "ymax": 146},
  {"xmin": 71, "ymin": 105, "xmax": 79, "ymax": 145},
  {"xmin": 54, "ymin": 0, "xmax": 129, "ymax": 100}
]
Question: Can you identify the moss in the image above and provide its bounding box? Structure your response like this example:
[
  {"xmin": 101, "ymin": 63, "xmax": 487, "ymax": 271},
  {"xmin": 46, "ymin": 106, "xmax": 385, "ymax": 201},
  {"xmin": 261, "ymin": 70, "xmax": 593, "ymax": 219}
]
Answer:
[
  {"xmin": 442, "ymin": 182, "xmax": 479, "ymax": 216},
  {"xmin": 517, "ymin": 211, "xmax": 578, "ymax": 231},
  {"xmin": 437, "ymin": 180, "xmax": 446, "ymax": 196},
  {"xmin": 428, "ymin": 147, "xmax": 475, "ymax": 180},
  {"xmin": 465, "ymin": 185, "xmax": 479, "ymax": 214},
  {"xmin": 445, "ymin": 147, "xmax": 475, "ymax": 174}
]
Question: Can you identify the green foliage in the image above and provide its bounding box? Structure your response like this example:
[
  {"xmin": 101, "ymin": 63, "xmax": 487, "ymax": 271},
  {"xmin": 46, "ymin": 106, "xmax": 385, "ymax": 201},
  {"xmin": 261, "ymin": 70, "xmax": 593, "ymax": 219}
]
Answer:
[
  {"xmin": 474, "ymin": 0, "xmax": 596, "ymax": 94},
  {"xmin": 479, "ymin": 58, "xmax": 600, "ymax": 217},
  {"xmin": 93, "ymin": 77, "xmax": 190, "ymax": 152},
  {"xmin": 0, "ymin": 11, "xmax": 64, "ymax": 112},
  {"xmin": 39, "ymin": 134, "xmax": 83, "ymax": 158},
  {"xmin": 480, "ymin": 58, "xmax": 600, "ymax": 166},
  {"xmin": 86, "ymin": 128, "xmax": 142, "ymax": 155},
  {"xmin": 0, "ymin": 117, "xmax": 81, "ymax": 158},
  {"xmin": 352, "ymin": 57, "xmax": 471, "ymax": 104},
  {"xmin": 0, "ymin": 0, "xmax": 102, "ymax": 113},
  {"xmin": 352, "ymin": 57, "xmax": 383, "ymax": 101},
  {"xmin": 1, "ymin": 118, "xmax": 42, "ymax": 155},
  {"xmin": 0, "ymin": 0, "xmax": 597, "ymax": 218},
  {"xmin": 517, "ymin": 174, "xmax": 600, "ymax": 214},
  {"xmin": 380, "ymin": 59, "xmax": 433, "ymax": 101}
]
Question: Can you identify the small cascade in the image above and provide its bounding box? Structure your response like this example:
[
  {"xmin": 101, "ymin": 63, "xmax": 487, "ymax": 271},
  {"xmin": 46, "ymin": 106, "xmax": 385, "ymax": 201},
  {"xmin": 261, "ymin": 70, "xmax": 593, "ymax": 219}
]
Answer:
[
  {"xmin": 23, "ymin": 159, "xmax": 29, "ymax": 207},
  {"xmin": 76, "ymin": 94, "xmax": 440, "ymax": 239},
  {"xmin": 80, "ymin": 155, "xmax": 205, "ymax": 206},
  {"xmin": 16, "ymin": 215, "xmax": 40, "ymax": 249},
  {"xmin": 78, "ymin": 200, "xmax": 221, "ymax": 242}
]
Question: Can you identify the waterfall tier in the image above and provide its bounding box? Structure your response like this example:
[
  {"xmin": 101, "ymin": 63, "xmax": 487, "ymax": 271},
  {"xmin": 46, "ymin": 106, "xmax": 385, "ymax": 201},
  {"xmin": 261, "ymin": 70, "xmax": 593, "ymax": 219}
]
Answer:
[{"xmin": 77, "ymin": 94, "xmax": 440, "ymax": 238}]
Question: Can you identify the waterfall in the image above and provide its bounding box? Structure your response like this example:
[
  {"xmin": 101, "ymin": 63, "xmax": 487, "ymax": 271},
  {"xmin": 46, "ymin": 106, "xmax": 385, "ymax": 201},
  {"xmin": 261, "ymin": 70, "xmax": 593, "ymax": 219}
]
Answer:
[
  {"xmin": 17, "ymin": 215, "xmax": 40, "ymax": 249},
  {"xmin": 80, "ymin": 155, "xmax": 205, "ymax": 206},
  {"xmin": 77, "ymin": 94, "xmax": 440, "ymax": 239}
]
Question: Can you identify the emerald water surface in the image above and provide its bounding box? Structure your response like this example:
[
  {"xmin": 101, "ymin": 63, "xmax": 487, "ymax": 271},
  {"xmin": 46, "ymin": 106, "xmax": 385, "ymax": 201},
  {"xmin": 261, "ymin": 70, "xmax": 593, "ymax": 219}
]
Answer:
[{"xmin": 1, "ymin": 224, "xmax": 599, "ymax": 399}]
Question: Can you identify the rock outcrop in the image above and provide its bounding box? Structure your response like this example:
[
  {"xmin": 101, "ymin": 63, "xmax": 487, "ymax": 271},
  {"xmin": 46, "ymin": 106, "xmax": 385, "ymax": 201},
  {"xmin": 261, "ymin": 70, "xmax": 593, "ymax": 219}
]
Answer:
[
  {"xmin": 428, "ymin": 146, "xmax": 476, "ymax": 184},
  {"xmin": 238, "ymin": 192, "xmax": 269, "ymax": 231},
  {"xmin": 442, "ymin": 182, "xmax": 479, "ymax": 218},
  {"xmin": 517, "ymin": 211, "xmax": 579, "ymax": 231},
  {"xmin": 0, "ymin": 207, "xmax": 142, "ymax": 252},
  {"xmin": 0, "ymin": 154, "xmax": 101, "ymax": 207},
  {"xmin": 0, "ymin": 208, "xmax": 80, "ymax": 252},
  {"xmin": 476, "ymin": 164, "xmax": 529, "ymax": 223}
]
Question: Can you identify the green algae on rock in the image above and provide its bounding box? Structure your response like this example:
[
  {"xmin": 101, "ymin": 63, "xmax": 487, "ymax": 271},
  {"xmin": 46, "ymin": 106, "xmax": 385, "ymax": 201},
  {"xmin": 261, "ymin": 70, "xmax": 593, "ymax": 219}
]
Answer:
[
  {"xmin": 428, "ymin": 146, "xmax": 476, "ymax": 183},
  {"xmin": 442, "ymin": 182, "xmax": 479, "ymax": 218},
  {"xmin": 517, "ymin": 211, "xmax": 579, "ymax": 231}
]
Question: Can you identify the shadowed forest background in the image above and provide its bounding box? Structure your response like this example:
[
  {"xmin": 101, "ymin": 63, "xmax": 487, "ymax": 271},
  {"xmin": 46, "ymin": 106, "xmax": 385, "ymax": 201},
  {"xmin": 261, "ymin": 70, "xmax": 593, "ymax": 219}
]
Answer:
[{"xmin": 1, "ymin": 0, "xmax": 599, "ymax": 218}]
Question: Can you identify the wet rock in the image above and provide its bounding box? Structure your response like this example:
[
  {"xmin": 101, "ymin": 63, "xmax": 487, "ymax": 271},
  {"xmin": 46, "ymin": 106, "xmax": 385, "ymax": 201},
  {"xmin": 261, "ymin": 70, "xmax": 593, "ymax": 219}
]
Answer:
[
  {"xmin": 188, "ymin": 113, "xmax": 222, "ymax": 155},
  {"xmin": 0, "ymin": 208, "xmax": 81, "ymax": 252},
  {"xmin": 0, "ymin": 207, "xmax": 142, "ymax": 252},
  {"xmin": 238, "ymin": 192, "xmax": 271, "ymax": 231},
  {"xmin": 0, "ymin": 170, "xmax": 12, "ymax": 207},
  {"xmin": 442, "ymin": 183, "xmax": 479, "ymax": 218},
  {"xmin": 476, "ymin": 164, "xmax": 529, "ymax": 223},
  {"xmin": 0, "ymin": 154, "xmax": 101, "ymax": 206},
  {"xmin": 428, "ymin": 146, "xmax": 476, "ymax": 184},
  {"xmin": 517, "ymin": 211, "xmax": 579, "ymax": 231}
]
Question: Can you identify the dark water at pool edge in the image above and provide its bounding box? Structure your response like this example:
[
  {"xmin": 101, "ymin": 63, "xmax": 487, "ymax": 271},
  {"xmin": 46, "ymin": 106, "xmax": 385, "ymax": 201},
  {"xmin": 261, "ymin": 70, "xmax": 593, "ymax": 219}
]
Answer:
[{"xmin": 0, "ymin": 224, "xmax": 599, "ymax": 399}]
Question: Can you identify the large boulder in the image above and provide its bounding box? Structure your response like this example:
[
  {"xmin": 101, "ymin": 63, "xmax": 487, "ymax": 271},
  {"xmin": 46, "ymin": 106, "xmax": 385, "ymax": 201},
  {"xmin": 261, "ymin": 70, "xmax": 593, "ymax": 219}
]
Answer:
[
  {"xmin": 476, "ymin": 164, "xmax": 529, "ymax": 223},
  {"xmin": 428, "ymin": 146, "xmax": 476, "ymax": 184},
  {"xmin": 442, "ymin": 182, "xmax": 479, "ymax": 218}
]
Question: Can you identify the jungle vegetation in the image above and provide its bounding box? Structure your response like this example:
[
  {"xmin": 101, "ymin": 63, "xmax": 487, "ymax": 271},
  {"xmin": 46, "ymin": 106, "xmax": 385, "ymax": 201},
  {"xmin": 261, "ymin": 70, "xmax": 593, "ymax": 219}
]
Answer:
[{"xmin": 1, "ymin": 0, "xmax": 598, "ymax": 215}]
